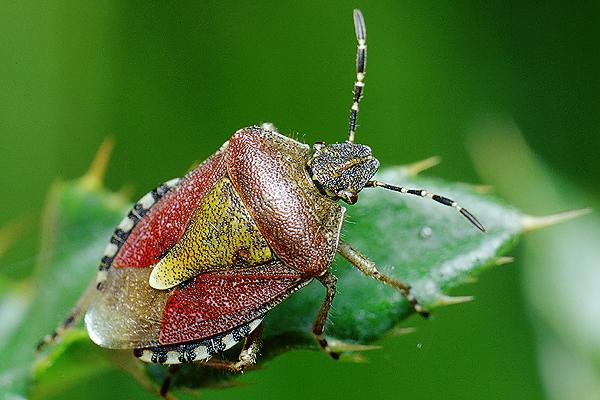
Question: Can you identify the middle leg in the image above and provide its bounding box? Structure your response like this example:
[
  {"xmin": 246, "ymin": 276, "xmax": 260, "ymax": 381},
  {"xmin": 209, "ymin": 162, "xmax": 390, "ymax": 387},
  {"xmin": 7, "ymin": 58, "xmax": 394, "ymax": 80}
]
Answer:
[
  {"xmin": 312, "ymin": 272, "xmax": 340, "ymax": 360},
  {"xmin": 338, "ymin": 240, "xmax": 430, "ymax": 318}
]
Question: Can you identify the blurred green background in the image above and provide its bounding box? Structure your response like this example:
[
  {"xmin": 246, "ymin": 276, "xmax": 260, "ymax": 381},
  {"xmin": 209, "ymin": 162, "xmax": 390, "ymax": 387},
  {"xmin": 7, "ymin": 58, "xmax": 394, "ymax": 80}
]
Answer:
[{"xmin": 1, "ymin": 1, "xmax": 598, "ymax": 399}]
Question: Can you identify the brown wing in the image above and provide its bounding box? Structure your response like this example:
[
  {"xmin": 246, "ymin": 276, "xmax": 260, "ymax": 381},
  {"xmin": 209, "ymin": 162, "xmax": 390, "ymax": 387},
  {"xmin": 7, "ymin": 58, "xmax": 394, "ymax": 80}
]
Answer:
[{"xmin": 86, "ymin": 266, "xmax": 168, "ymax": 348}]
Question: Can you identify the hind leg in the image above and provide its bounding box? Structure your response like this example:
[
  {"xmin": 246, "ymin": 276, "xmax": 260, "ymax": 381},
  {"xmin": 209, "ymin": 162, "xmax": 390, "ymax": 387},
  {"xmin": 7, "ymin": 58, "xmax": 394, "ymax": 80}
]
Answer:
[
  {"xmin": 36, "ymin": 279, "xmax": 97, "ymax": 351},
  {"xmin": 148, "ymin": 321, "xmax": 263, "ymax": 397},
  {"xmin": 199, "ymin": 322, "xmax": 263, "ymax": 372}
]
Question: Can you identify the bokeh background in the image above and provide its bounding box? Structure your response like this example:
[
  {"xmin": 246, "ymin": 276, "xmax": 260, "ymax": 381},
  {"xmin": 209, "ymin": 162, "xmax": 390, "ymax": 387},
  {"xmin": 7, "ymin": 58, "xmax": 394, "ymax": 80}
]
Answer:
[{"xmin": 1, "ymin": 1, "xmax": 598, "ymax": 399}]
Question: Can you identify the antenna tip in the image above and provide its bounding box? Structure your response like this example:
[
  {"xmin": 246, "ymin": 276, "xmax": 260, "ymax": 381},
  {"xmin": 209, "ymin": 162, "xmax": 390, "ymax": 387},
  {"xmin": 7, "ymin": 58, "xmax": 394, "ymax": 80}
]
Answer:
[
  {"xmin": 353, "ymin": 10, "xmax": 366, "ymax": 39},
  {"xmin": 459, "ymin": 208, "xmax": 486, "ymax": 232}
]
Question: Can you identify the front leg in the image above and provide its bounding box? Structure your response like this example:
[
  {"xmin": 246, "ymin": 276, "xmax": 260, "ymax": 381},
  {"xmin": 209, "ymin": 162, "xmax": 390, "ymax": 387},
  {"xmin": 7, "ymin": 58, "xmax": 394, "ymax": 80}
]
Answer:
[{"xmin": 338, "ymin": 240, "xmax": 430, "ymax": 318}]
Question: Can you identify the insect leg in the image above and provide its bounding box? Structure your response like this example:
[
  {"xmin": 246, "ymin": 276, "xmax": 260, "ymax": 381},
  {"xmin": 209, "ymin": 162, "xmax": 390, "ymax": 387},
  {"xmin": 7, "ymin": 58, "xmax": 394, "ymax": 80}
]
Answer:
[
  {"xmin": 200, "ymin": 322, "xmax": 264, "ymax": 372},
  {"xmin": 235, "ymin": 322, "xmax": 263, "ymax": 369},
  {"xmin": 36, "ymin": 279, "xmax": 97, "ymax": 351},
  {"xmin": 338, "ymin": 240, "xmax": 431, "ymax": 318},
  {"xmin": 366, "ymin": 180, "xmax": 486, "ymax": 232},
  {"xmin": 312, "ymin": 272, "xmax": 340, "ymax": 359},
  {"xmin": 159, "ymin": 365, "xmax": 180, "ymax": 398}
]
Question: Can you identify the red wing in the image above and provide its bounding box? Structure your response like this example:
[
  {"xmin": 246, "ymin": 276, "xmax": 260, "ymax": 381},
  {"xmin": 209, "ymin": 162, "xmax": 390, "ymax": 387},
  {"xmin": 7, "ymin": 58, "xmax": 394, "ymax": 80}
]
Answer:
[
  {"xmin": 114, "ymin": 149, "xmax": 227, "ymax": 268},
  {"xmin": 159, "ymin": 262, "xmax": 308, "ymax": 345}
]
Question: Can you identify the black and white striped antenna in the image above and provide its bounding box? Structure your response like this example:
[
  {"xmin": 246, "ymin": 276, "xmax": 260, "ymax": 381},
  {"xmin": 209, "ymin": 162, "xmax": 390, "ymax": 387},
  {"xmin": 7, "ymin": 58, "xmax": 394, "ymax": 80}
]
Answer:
[{"xmin": 347, "ymin": 9, "xmax": 367, "ymax": 143}]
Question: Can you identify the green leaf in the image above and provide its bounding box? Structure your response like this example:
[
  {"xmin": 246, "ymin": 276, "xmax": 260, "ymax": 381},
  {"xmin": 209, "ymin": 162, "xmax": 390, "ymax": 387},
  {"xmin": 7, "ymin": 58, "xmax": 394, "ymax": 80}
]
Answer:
[
  {"xmin": 2, "ymin": 149, "xmax": 549, "ymax": 398},
  {"xmin": 0, "ymin": 142, "xmax": 130, "ymax": 399}
]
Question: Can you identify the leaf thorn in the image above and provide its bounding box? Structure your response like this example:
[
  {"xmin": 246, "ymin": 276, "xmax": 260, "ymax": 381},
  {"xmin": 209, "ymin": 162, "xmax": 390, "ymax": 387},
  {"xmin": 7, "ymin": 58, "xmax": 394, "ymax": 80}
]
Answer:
[
  {"xmin": 521, "ymin": 208, "xmax": 592, "ymax": 232},
  {"xmin": 327, "ymin": 338, "xmax": 382, "ymax": 353},
  {"xmin": 386, "ymin": 326, "xmax": 417, "ymax": 337},
  {"xmin": 494, "ymin": 256, "xmax": 514, "ymax": 266},
  {"xmin": 404, "ymin": 156, "xmax": 441, "ymax": 176},
  {"xmin": 435, "ymin": 295, "xmax": 474, "ymax": 306},
  {"xmin": 472, "ymin": 184, "xmax": 494, "ymax": 194},
  {"xmin": 81, "ymin": 137, "xmax": 115, "ymax": 191}
]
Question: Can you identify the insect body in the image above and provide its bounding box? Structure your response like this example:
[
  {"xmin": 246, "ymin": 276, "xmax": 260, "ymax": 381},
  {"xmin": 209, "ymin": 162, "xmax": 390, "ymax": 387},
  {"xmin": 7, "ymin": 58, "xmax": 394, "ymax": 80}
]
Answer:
[
  {"xmin": 41, "ymin": 9, "xmax": 483, "ymax": 375},
  {"xmin": 87, "ymin": 127, "xmax": 345, "ymax": 365}
]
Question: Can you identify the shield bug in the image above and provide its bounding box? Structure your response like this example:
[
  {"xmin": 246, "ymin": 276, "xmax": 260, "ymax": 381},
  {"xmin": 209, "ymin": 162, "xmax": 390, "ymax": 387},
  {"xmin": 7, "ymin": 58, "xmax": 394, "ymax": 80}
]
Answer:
[{"xmin": 40, "ymin": 8, "xmax": 484, "ymax": 386}]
